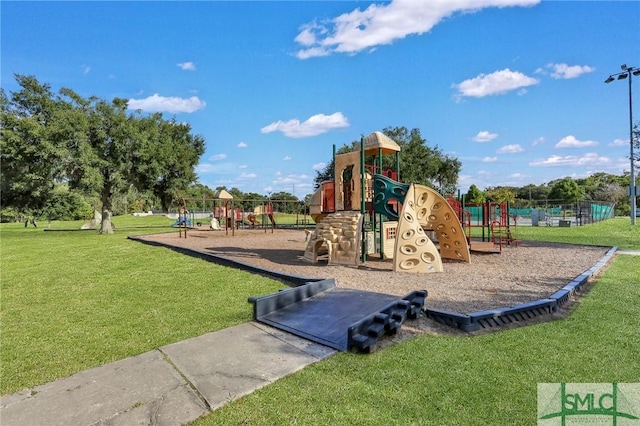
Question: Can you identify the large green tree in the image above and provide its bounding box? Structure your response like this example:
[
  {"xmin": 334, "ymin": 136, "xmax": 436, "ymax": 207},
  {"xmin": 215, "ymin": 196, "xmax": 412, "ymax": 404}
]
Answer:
[
  {"xmin": 484, "ymin": 186, "xmax": 517, "ymax": 203},
  {"xmin": 548, "ymin": 177, "xmax": 585, "ymax": 202},
  {"xmin": 0, "ymin": 76, "xmax": 73, "ymax": 216},
  {"xmin": 465, "ymin": 184, "xmax": 485, "ymax": 203},
  {"xmin": 381, "ymin": 126, "xmax": 461, "ymax": 193},
  {"xmin": 1, "ymin": 74, "xmax": 205, "ymax": 233},
  {"xmin": 133, "ymin": 114, "xmax": 205, "ymax": 213},
  {"xmin": 313, "ymin": 127, "xmax": 461, "ymax": 193}
]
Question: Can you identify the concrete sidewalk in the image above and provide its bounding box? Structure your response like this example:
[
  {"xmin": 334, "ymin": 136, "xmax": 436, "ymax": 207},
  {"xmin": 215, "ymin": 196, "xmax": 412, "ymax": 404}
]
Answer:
[
  {"xmin": 616, "ymin": 249, "xmax": 640, "ymax": 256},
  {"xmin": 0, "ymin": 322, "xmax": 336, "ymax": 426}
]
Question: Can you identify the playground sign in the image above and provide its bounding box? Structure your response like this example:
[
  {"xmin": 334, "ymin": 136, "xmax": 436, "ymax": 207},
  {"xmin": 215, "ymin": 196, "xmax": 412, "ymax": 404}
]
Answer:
[{"xmin": 538, "ymin": 383, "xmax": 639, "ymax": 425}]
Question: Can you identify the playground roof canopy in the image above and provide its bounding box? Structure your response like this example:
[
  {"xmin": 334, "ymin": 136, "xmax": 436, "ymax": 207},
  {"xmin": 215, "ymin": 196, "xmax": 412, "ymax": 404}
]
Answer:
[
  {"xmin": 215, "ymin": 189, "xmax": 234, "ymax": 200},
  {"xmin": 360, "ymin": 131, "xmax": 401, "ymax": 155}
]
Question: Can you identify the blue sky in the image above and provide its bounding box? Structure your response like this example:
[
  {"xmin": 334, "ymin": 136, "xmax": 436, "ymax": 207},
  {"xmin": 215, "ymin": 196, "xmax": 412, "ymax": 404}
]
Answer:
[{"xmin": 2, "ymin": 1, "xmax": 639, "ymax": 199}]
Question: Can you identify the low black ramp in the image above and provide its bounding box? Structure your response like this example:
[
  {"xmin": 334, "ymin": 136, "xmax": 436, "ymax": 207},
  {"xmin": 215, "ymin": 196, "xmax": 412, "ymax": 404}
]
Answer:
[{"xmin": 249, "ymin": 280, "xmax": 426, "ymax": 352}]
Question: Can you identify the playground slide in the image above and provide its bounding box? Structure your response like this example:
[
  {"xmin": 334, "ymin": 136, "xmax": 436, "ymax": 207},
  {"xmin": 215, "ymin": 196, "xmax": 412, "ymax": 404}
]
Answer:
[{"xmin": 242, "ymin": 214, "xmax": 258, "ymax": 227}]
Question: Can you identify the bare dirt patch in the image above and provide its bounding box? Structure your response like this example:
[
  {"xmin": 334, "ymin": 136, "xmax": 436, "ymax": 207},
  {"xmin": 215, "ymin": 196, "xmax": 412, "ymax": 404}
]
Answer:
[{"xmin": 136, "ymin": 228, "xmax": 610, "ymax": 317}]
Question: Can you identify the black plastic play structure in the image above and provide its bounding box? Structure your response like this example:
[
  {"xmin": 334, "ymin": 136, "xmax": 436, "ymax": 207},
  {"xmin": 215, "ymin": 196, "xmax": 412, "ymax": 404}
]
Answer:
[{"xmin": 249, "ymin": 279, "xmax": 426, "ymax": 353}]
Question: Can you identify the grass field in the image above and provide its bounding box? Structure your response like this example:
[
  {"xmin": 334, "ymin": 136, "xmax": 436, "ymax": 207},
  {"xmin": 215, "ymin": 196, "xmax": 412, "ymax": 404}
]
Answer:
[
  {"xmin": 0, "ymin": 217, "xmax": 285, "ymax": 395},
  {"xmin": 1, "ymin": 217, "xmax": 638, "ymax": 424}
]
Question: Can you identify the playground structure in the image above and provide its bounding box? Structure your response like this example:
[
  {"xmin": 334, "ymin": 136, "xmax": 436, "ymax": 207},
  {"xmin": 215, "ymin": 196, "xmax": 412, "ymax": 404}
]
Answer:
[
  {"xmin": 304, "ymin": 131, "xmax": 471, "ymax": 273},
  {"xmin": 446, "ymin": 199, "xmax": 519, "ymax": 252},
  {"xmin": 174, "ymin": 189, "xmax": 311, "ymax": 238}
]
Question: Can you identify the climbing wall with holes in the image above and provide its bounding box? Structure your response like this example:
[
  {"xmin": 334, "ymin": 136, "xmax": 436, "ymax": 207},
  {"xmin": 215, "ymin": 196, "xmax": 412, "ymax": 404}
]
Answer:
[
  {"xmin": 412, "ymin": 184, "xmax": 471, "ymax": 263},
  {"xmin": 391, "ymin": 183, "xmax": 470, "ymax": 273},
  {"xmin": 393, "ymin": 185, "xmax": 444, "ymax": 273}
]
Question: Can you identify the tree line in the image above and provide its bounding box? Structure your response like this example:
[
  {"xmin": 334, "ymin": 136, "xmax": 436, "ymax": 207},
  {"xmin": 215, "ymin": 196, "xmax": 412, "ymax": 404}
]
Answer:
[
  {"xmin": 3, "ymin": 75, "xmax": 637, "ymax": 229},
  {"xmin": 465, "ymin": 172, "xmax": 635, "ymax": 216}
]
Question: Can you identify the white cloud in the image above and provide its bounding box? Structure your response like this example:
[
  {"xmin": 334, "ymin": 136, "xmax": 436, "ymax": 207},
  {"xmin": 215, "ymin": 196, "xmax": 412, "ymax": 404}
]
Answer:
[
  {"xmin": 453, "ymin": 68, "xmax": 539, "ymax": 99},
  {"xmin": 210, "ymin": 153, "xmax": 227, "ymax": 161},
  {"xmin": 239, "ymin": 172, "xmax": 258, "ymax": 179},
  {"xmin": 295, "ymin": 0, "xmax": 539, "ymax": 59},
  {"xmin": 239, "ymin": 164, "xmax": 248, "ymax": 169},
  {"xmin": 177, "ymin": 61, "xmax": 196, "ymax": 71},
  {"xmin": 81, "ymin": 65, "xmax": 91, "ymax": 74},
  {"xmin": 537, "ymin": 63, "xmax": 594, "ymax": 79},
  {"xmin": 273, "ymin": 173, "xmax": 307, "ymax": 185},
  {"xmin": 196, "ymin": 164, "xmax": 216, "ymax": 174},
  {"xmin": 127, "ymin": 93, "xmax": 206, "ymax": 113},
  {"xmin": 529, "ymin": 152, "xmax": 612, "ymax": 167},
  {"xmin": 313, "ymin": 162, "xmax": 327, "ymax": 170},
  {"xmin": 510, "ymin": 173, "xmax": 527, "ymax": 179},
  {"xmin": 482, "ymin": 156, "xmax": 498, "ymax": 163},
  {"xmin": 237, "ymin": 141, "xmax": 248, "ymax": 148},
  {"xmin": 261, "ymin": 112, "xmax": 349, "ymax": 138},
  {"xmin": 196, "ymin": 162, "xmax": 236, "ymax": 175},
  {"xmin": 608, "ymin": 138, "xmax": 628, "ymax": 147},
  {"xmin": 472, "ymin": 130, "xmax": 498, "ymax": 142},
  {"xmin": 554, "ymin": 135, "xmax": 598, "ymax": 149},
  {"xmin": 283, "ymin": 156, "xmax": 292, "ymax": 161},
  {"xmin": 532, "ymin": 136, "xmax": 545, "ymax": 146},
  {"xmin": 497, "ymin": 144, "xmax": 524, "ymax": 154}
]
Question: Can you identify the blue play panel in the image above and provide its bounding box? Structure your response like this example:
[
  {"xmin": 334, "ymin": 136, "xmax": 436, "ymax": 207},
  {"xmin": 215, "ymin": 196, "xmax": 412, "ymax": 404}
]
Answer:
[{"xmin": 249, "ymin": 279, "xmax": 426, "ymax": 352}]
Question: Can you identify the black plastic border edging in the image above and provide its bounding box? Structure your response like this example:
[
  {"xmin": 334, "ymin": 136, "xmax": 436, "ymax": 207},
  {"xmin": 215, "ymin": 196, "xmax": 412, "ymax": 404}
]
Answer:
[
  {"xmin": 425, "ymin": 246, "xmax": 618, "ymax": 332},
  {"xmin": 127, "ymin": 235, "xmax": 325, "ymax": 287},
  {"xmin": 129, "ymin": 235, "xmax": 618, "ymax": 334}
]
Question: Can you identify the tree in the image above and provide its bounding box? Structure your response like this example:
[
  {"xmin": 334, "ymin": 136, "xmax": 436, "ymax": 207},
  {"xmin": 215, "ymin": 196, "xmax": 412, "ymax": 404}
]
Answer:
[
  {"xmin": 515, "ymin": 184, "xmax": 550, "ymax": 203},
  {"xmin": 465, "ymin": 184, "xmax": 485, "ymax": 203},
  {"xmin": 42, "ymin": 183, "xmax": 92, "ymax": 221},
  {"xmin": 434, "ymin": 155, "xmax": 462, "ymax": 194},
  {"xmin": 484, "ymin": 186, "xmax": 516, "ymax": 203},
  {"xmin": 270, "ymin": 191, "xmax": 299, "ymax": 214},
  {"xmin": 0, "ymin": 76, "xmax": 71, "ymax": 216},
  {"xmin": 137, "ymin": 116, "xmax": 205, "ymax": 212},
  {"xmin": 1, "ymin": 75, "xmax": 205, "ymax": 233},
  {"xmin": 382, "ymin": 126, "xmax": 461, "ymax": 192},
  {"xmin": 313, "ymin": 127, "xmax": 462, "ymax": 193},
  {"xmin": 576, "ymin": 172, "xmax": 627, "ymax": 201},
  {"xmin": 548, "ymin": 177, "xmax": 585, "ymax": 202}
]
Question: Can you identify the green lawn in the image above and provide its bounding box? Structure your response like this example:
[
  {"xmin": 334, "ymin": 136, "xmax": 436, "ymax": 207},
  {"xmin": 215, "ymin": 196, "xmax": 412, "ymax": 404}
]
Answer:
[
  {"xmin": 191, "ymin": 218, "xmax": 639, "ymax": 425},
  {"xmin": 0, "ymin": 219, "xmax": 285, "ymax": 395},
  {"xmin": 1, "ymin": 217, "xmax": 638, "ymax": 425},
  {"xmin": 193, "ymin": 255, "xmax": 639, "ymax": 425},
  {"xmin": 470, "ymin": 217, "xmax": 640, "ymax": 250}
]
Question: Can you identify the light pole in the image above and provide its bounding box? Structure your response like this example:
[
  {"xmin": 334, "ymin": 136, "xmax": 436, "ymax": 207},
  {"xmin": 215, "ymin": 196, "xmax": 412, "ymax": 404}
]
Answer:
[{"xmin": 605, "ymin": 64, "xmax": 639, "ymax": 225}]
